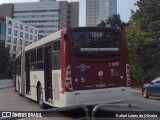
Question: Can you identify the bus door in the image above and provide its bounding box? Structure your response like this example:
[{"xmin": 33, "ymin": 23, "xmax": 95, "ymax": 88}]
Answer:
[
  {"xmin": 26, "ymin": 53, "xmax": 30, "ymax": 94},
  {"xmin": 44, "ymin": 46, "xmax": 53, "ymax": 101}
]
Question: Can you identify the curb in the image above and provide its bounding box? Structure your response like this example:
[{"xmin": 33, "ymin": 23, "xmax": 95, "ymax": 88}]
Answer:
[{"xmin": 0, "ymin": 86, "xmax": 14, "ymax": 90}]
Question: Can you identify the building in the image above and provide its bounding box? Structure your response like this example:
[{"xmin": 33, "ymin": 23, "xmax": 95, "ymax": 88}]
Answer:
[
  {"xmin": 0, "ymin": 18, "xmax": 6, "ymax": 43},
  {"xmin": 0, "ymin": 3, "xmax": 13, "ymax": 19},
  {"xmin": 13, "ymin": 1, "xmax": 79, "ymax": 38},
  {"xmin": 86, "ymin": 0, "xmax": 117, "ymax": 26},
  {"xmin": 5, "ymin": 17, "xmax": 38, "ymax": 59}
]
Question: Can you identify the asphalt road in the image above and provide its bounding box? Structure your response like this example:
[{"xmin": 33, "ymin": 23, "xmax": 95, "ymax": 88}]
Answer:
[
  {"xmin": 0, "ymin": 82, "xmax": 160, "ymax": 120},
  {"xmin": 0, "ymin": 88, "xmax": 72, "ymax": 120},
  {"xmin": 127, "ymin": 92, "xmax": 160, "ymax": 111}
]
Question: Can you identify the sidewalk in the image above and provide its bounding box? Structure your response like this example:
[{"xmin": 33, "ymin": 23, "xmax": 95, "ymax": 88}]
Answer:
[
  {"xmin": 0, "ymin": 79, "xmax": 14, "ymax": 89},
  {"xmin": 131, "ymin": 88, "xmax": 142, "ymax": 94}
]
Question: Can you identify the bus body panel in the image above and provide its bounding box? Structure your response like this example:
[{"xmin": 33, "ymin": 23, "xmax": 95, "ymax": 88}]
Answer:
[
  {"xmin": 29, "ymin": 71, "xmax": 45, "ymax": 101},
  {"xmin": 14, "ymin": 27, "xmax": 131, "ymax": 108},
  {"xmin": 70, "ymin": 57, "xmax": 126, "ymax": 91},
  {"xmin": 52, "ymin": 70, "xmax": 64, "ymax": 107},
  {"xmin": 73, "ymin": 87, "xmax": 131, "ymax": 104}
]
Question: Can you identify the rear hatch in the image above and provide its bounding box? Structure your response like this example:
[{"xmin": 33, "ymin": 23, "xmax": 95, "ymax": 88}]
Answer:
[{"xmin": 71, "ymin": 58, "xmax": 126, "ymax": 90}]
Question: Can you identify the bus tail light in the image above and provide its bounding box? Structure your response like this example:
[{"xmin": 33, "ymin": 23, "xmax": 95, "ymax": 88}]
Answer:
[
  {"xmin": 65, "ymin": 65, "xmax": 73, "ymax": 91},
  {"xmin": 67, "ymin": 84, "xmax": 72, "ymax": 88},
  {"xmin": 126, "ymin": 64, "xmax": 131, "ymax": 87}
]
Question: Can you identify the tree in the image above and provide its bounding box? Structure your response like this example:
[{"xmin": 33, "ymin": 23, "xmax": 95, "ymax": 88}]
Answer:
[
  {"xmin": 132, "ymin": 0, "xmax": 160, "ymax": 39},
  {"xmin": 0, "ymin": 42, "xmax": 10, "ymax": 73},
  {"xmin": 97, "ymin": 14, "xmax": 124, "ymax": 28},
  {"xmin": 126, "ymin": 0, "xmax": 160, "ymax": 80}
]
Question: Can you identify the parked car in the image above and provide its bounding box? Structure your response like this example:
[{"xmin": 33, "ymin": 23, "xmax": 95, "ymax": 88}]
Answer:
[{"xmin": 142, "ymin": 77, "xmax": 160, "ymax": 98}]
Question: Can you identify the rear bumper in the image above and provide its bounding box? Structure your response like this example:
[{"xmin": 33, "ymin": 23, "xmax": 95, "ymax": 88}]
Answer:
[{"xmin": 65, "ymin": 87, "xmax": 131, "ymax": 106}]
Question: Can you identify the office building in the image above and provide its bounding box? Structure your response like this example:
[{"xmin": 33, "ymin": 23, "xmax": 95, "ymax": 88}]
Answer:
[
  {"xmin": 86, "ymin": 0, "xmax": 117, "ymax": 26},
  {"xmin": 0, "ymin": 18, "xmax": 6, "ymax": 43},
  {"xmin": 5, "ymin": 17, "xmax": 38, "ymax": 59},
  {"xmin": 0, "ymin": 3, "xmax": 13, "ymax": 19},
  {"xmin": 13, "ymin": 1, "xmax": 79, "ymax": 38}
]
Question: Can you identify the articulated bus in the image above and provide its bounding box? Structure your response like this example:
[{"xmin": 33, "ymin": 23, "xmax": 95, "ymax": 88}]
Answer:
[{"xmin": 14, "ymin": 27, "xmax": 131, "ymax": 108}]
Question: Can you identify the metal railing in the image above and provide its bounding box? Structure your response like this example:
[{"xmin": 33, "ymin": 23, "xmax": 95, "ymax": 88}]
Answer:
[
  {"xmin": 0, "ymin": 103, "xmax": 147, "ymax": 120},
  {"xmin": 91, "ymin": 103, "xmax": 146, "ymax": 120}
]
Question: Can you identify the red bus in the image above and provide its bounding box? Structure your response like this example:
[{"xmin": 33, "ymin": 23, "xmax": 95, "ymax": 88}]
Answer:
[{"xmin": 14, "ymin": 27, "xmax": 131, "ymax": 108}]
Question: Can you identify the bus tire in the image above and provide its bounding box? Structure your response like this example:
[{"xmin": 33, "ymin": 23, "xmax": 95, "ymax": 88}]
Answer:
[
  {"xmin": 18, "ymin": 80, "xmax": 23, "ymax": 96},
  {"xmin": 15, "ymin": 88, "xmax": 17, "ymax": 92},
  {"xmin": 38, "ymin": 86, "xmax": 46, "ymax": 109}
]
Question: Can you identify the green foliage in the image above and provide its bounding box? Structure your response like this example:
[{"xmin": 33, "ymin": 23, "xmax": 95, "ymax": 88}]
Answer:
[
  {"xmin": 97, "ymin": 20, "xmax": 107, "ymax": 27},
  {"xmin": 97, "ymin": 14, "xmax": 124, "ymax": 28},
  {"xmin": 126, "ymin": 0, "xmax": 160, "ymax": 80},
  {"xmin": 0, "ymin": 42, "xmax": 10, "ymax": 73},
  {"xmin": 97, "ymin": 1, "xmax": 160, "ymax": 80}
]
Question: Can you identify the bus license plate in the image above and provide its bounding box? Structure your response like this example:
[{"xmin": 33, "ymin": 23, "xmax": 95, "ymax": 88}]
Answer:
[{"xmin": 96, "ymin": 83, "xmax": 106, "ymax": 88}]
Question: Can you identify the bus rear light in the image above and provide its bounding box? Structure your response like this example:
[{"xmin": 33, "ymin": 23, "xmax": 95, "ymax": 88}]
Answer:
[
  {"xmin": 65, "ymin": 65, "xmax": 73, "ymax": 91},
  {"xmin": 68, "ymin": 84, "xmax": 72, "ymax": 88},
  {"xmin": 67, "ymin": 73, "xmax": 71, "ymax": 78},
  {"xmin": 126, "ymin": 64, "xmax": 131, "ymax": 87},
  {"xmin": 127, "ymin": 79, "xmax": 131, "ymax": 86},
  {"xmin": 66, "ymin": 80, "xmax": 71, "ymax": 83}
]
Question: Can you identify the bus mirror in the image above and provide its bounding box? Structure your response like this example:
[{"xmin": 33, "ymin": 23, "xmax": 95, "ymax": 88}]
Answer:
[{"xmin": 64, "ymin": 34, "xmax": 69, "ymax": 41}]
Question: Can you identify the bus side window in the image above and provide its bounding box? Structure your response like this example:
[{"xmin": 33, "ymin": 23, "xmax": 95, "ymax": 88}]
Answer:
[
  {"xmin": 37, "ymin": 47, "xmax": 43, "ymax": 61},
  {"xmin": 30, "ymin": 50, "xmax": 37, "ymax": 70},
  {"xmin": 37, "ymin": 47, "xmax": 44, "ymax": 70},
  {"xmin": 52, "ymin": 40, "xmax": 61, "ymax": 70}
]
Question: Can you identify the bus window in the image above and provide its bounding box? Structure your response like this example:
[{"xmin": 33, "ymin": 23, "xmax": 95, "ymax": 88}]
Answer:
[
  {"xmin": 37, "ymin": 47, "xmax": 44, "ymax": 70},
  {"xmin": 31, "ymin": 50, "xmax": 37, "ymax": 70},
  {"xmin": 52, "ymin": 40, "xmax": 61, "ymax": 70},
  {"xmin": 37, "ymin": 47, "xmax": 43, "ymax": 62},
  {"xmin": 71, "ymin": 30, "xmax": 121, "ymax": 57},
  {"xmin": 31, "ymin": 50, "xmax": 36, "ymax": 63}
]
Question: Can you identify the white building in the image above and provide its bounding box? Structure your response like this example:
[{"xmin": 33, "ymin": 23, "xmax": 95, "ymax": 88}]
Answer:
[
  {"xmin": 86, "ymin": 0, "xmax": 117, "ymax": 26},
  {"xmin": 5, "ymin": 17, "xmax": 38, "ymax": 59},
  {"xmin": 13, "ymin": 1, "xmax": 79, "ymax": 38}
]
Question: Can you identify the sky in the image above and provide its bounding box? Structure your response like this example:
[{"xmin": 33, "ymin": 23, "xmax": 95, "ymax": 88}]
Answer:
[{"xmin": 0, "ymin": 0, "xmax": 138, "ymax": 26}]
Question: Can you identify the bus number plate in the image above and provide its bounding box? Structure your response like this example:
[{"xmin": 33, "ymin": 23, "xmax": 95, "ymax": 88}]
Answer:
[{"xmin": 96, "ymin": 83, "xmax": 106, "ymax": 88}]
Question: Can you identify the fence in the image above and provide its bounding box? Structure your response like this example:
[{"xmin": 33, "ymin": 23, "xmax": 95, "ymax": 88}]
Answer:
[{"xmin": 131, "ymin": 80, "xmax": 151, "ymax": 89}]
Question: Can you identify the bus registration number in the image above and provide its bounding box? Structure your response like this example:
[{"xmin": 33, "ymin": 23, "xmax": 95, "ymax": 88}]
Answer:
[{"xmin": 96, "ymin": 83, "xmax": 106, "ymax": 88}]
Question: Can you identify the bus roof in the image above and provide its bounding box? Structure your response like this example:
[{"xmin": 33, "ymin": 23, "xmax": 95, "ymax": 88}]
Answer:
[
  {"xmin": 14, "ymin": 27, "xmax": 122, "ymax": 59},
  {"xmin": 25, "ymin": 29, "xmax": 61, "ymax": 52},
  {"xmin": 68, "ymin": 26, "xmax": 122, "ymax": 31},
  {"xmin": 15, "ymin": 50, "xmax": 22, "ymax": 59}
]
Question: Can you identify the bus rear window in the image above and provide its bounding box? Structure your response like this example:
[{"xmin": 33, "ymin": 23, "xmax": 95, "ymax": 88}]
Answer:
[{"xmin": 71, "ymin": 30, "xmax": 121, "ymax": 56}]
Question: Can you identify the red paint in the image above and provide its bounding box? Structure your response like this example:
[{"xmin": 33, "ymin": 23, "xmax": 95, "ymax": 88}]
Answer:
[{"xmin": 60, "ymin": 27, "xmax": 129, "ymax": 92}]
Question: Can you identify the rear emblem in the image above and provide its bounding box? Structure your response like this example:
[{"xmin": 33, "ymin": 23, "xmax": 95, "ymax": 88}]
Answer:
[
  {"xmin": 76, "ymin": 64, "xmax": 90, "ymax": 71},
  {"xmin": 80, "ymin": 64, "xmax": 86, "ymax": 71},
  {"xmin": 75, "ymin": 78, "xmax": 78, "ymax": 82},
  {"xmin": 98, "ymin": 71, "xmax": 103, "ymax": 77},
  {"xmin": 80, "ymin": 77, "xmax": 86, "ymax": 82}
]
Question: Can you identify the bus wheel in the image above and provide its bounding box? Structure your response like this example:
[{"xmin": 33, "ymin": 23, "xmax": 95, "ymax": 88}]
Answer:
[
  {"xmin": 18, "ymin": 80, "xmax": 22, "ymax": 96},
  {"xmin": 38, "ymin": 86, "xmax": 46, "ymax": 109}
]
